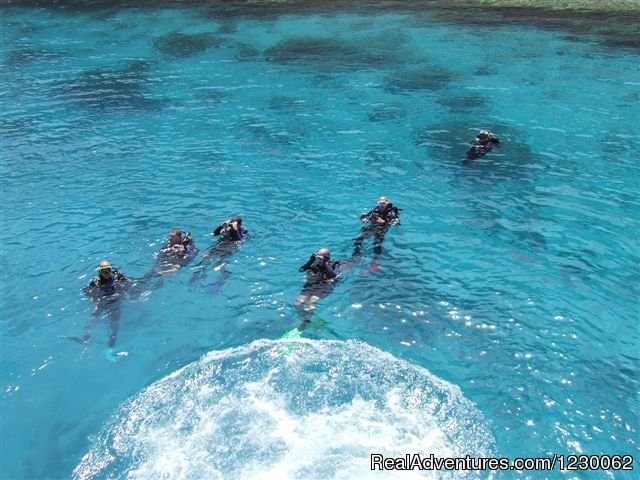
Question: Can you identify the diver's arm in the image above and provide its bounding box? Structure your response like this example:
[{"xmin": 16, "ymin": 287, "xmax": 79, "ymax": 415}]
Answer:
[
  {"xmin": 230, "ymin": 225, "xmax": 242, "ymax": 241},
  {"xmin": 159, "ymin": 242, "xmax": 174, "ymax": 254},
  {"xmin": 213, "ymin": 223, "xmax": 226, "ymax": 236},
  {"xmin": 388, "ymin": 206, "xmax": 401, "ymax": 226},
  {"xmin": 113, "ymin": 270, "xmax": 127, "ymax": 281},
  {"xmin": 83, "ymin": 280, "xmax": 99, "ymax": 298},
  {"xmin": 361, "ymin": 209, "xmax": 375, "ymax": 222},
  {"xmin": 114, "ymin": 272, "xmax": 133, "ymax": 291},
  {"xmin": 299, "ymin": 255, "xmax": 315, "ymax": 272}
]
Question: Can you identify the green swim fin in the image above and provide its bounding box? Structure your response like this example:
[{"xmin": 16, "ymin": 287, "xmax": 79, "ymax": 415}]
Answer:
[{"xmin": 281, "ymin": 327, "xmax": 303, "ymax": 339}]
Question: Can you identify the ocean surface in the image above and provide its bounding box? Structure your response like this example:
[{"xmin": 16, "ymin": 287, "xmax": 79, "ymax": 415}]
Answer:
[{"xmin": 1, "ymin": 1, "xmax": 639, "ymax": 479}]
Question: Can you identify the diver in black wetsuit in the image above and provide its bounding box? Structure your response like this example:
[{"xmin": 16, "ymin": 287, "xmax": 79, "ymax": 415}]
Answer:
[
  {"xmin": 352, "ymin": 196, "xmax": 400, "ymax": 259},
  {"xmin": 189, "ymin": 216, "xmax": 249, "ymax": 290},
  {"xmin": 149, "ymin": 228, "xmax": 198, "ymax": 276},
  {"xmin": 466, "ymin": 130, "xmax": 501, "ymax": 161},
  {"xmin": 132, "ymin": 228, "xmax": 199, "ymax": 296},
  {"xmin": 157, "ymin": 228, "xmax": 198, "ymax": 270},
  {"xmin": 212, "ymin": 216, "xmax": 248, "ymax": 243},
  {"xmin": 81, "ymin": 260, "xmax": 131, "ymax": 347},
  {"xmin": 294, "ymin": 248, "xmax": 341, "ymax": 328}
]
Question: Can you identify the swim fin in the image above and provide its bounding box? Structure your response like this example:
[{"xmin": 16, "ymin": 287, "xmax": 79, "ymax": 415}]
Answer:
[
  {"xmin": 339, "ymin": 260, "xmax": 356, "ymax": 272},
  {"xmin": 281, "ymin": 327, "xmax": 303, "ymax": 339},
  {"xmin": 277, "ymin": 327, "xmax": 304, "ymax": 355},
  {"xmin": 103, "ymin": 348, "xmax": 118, "ymax": 362},
  {"xmin": 59, "ymin": 335, "xmax": 90, "ymax": 345}
]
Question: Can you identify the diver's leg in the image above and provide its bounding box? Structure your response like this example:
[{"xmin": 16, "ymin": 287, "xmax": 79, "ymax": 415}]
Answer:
[
  {"xmin": 294, "ymin": 293, "xmax": 309, "ymax": 311},
  {"xmin": 206, "ymin": 263, "xmax": 232, "ymax": 294},
  {"xmin": 306, "ymin": 295, "xmax": 320, "ymax": 314},
  {"xmin": 352, "ymin": 230, "xmax": 372, "ymax": 258},
  {"xmin": 189, "ymin": 265, "xmax": 208, "ymax": 284},
  {"xmin": 130, "ymin": 267, "xmax": 163, "ymax": 298},
  {"xmin": 295, "ymin": 288, "xmax": 315, "ymax": 325},
  {"xmin": 216, "ymin": 266, "xmax": 232, "ymax": 287},
  {"xmin": 216, "ymin": 244, "xmax": 236, "ymax": 263},
  {"xmin": 297, "ymin": 294, "xmax": 319, "ymax": 329},
  {"xmin": 191, "ymin": 244, "xmax": 235, "ymax": 285},
  {"xmin": 189, "ymin": 249, "xmax": 222, "ymax": 285},
  {"xmin": 80, "ymin": 305, "xmax": 102, "ymax": 344},
  {"xmin": 373, "ymin": 230, "xmax": 386, "ymax": 257},
  {"xmin": 107, "ymin": 307, "xmax": 121, "ymax": 348}
]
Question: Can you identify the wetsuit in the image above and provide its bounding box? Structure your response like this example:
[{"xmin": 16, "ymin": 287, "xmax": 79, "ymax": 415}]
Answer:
[
  {"xmin": 159, "ymin": 231, "xmax": 198, "ymax": 261},
  {"xmin": 84, "ymin": 269, "xmax": 130, "ymax": 298},
  {"xmin": 83, "ymin": 269, "xmax": 130, "ymax": 346},
  {"xmin": 299, "ymin": 254, "xmax": 341, "ymax": 299},
  {"xmin": 466, "ymin": 132, "xmax": 501, "ymax": 160},
  {"xmin": 133, "ymin": 231, "xmax": 199, "ymax": 289},
  {"xmin": 353, "ymin": 203, "xmax": 400, "ymax": 257},
  {"xmin": 213, "ymin": 221, "xmax": 248, "ymax": 243},
  {"xmin": 208, "ymin": 221, "xmax": 248, "ymax": 265},
  {"xmin": 189, "ymin": 223, "xmax": 248, "ymax": 287}
]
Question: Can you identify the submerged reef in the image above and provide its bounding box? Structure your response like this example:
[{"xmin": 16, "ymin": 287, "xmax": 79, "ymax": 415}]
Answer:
[
  {"xmin": 2, "ymin": 0, "xmax": 638, "ymax": 50},
  {"xmin": 154, "ymin": 32, "xmax": 221, "ymax": 58}
]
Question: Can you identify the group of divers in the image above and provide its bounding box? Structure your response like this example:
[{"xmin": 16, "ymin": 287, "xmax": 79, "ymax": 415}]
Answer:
[{"xmin": 79, "ymin": 130, "xmax": 501, "ymax": 353}]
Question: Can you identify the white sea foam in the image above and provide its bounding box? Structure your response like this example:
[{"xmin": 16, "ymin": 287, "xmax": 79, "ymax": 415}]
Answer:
[{"xmin": 74, "ymin": 339, "xmax": 495, "ymax": 480}]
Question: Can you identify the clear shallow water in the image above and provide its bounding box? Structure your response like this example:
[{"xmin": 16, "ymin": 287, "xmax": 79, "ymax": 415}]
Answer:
[{"xmin": 1, "ymin": 2, "xmax": 639, "ymax": 479}]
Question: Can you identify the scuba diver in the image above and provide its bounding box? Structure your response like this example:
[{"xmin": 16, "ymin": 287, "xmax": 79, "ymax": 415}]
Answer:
[
  {"xmin": 157, "ymin": 228, "xmax": 198, "ymax": 269},
  {"xmin": 189, "ymin": 216, "xmax": 249, "ymax": 293},
  {"xmin": 151, "ymin": 227, "xmax": 198, "ymax": 276},
  {"xmin": 293, "ymin": 248, "xmax": 341, "ymax": 330},
  {"xmin": 212, "ymin": 216, "xmax": 248, "ymax": 243},
  {"xmin": 466, "ymin": 130, "xmax": 501, "ymax": 161},
  {"xmin": 352, "ymin": 196, "xmax": 400, "ymax": 270},
  {"xmin": 80, "ymin": 260, "xmax": 131, "ymax": 347},
  {"xmin": 132, "ymin": 228, "xmax": 198, "ymax": 296}
]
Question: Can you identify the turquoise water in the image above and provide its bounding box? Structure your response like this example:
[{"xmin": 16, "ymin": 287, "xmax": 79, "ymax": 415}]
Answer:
[{"xmin": 1, "ymin": 2, "xmax": 639, "ymax": 479}]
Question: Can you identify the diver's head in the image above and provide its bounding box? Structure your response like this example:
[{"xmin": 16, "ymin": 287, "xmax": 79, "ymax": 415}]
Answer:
[
  {"xmin": 316, "ymin": 248, "xmax": 331, "ymax": 262},
  {"xmin": 377, "ymin": 196, "xmax": 390, "ymax": 208},
  {"xmin": 169, "ymin": 228, "xmax": 182, "ymax": 245},
  {"xmin": 229, "ymin": 216, "xmax": 242, "ymax": 227},
  {"xmin": 97, "ymin": 260, "xmax": 113, "ymax": 278},
  {"xmin": 478, "ymin": 130, "xmax": 490, "ymax": 139}
]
